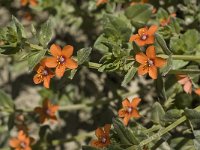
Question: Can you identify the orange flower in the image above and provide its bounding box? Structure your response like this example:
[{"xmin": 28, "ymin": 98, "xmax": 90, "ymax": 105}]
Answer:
[
  {"xmin": 96, "ymin": 0, "xmax": 108, "ymax": 6},
  {"xmin": 21, "ymin": 0, "xmax": 38, "ymax": 6},
  {"xmin": 129, "ymin": 25, "xmax": 158, "ymax": 46},
  {"xmin": 195, "ymin": 88, "xmax": 200, "ymax": 95},
  {"xmin": 130, "ymin": 0, "xmax": 148, "ymax": 6},
  {"xmin": 90, "ymin": 124, "xmax": 111, "ymax": 148},
  {"xmin": 135, "ymin": 46, "xmax": 166, "ymax": 79},
  {"xmin": 33, "ymin": 59, "xmax": 54, "ymax": 89},
  {"xmin": 45, "ymin": 44, "xmax": 78, "ymax": 78},
  {"xmin": 34, "ymin": 99, "xmax": 59, "ymax": 124},
  {"xmin": 9, "ymin": 130, "xmax": 32, "ymax": 150},
  {"xmin": 118, "ymin": 98, "xmax": 141, "ymax": 126},
  {"xmin": 177, "ymin": 75, "xmax": 192, "ymax": 94}
]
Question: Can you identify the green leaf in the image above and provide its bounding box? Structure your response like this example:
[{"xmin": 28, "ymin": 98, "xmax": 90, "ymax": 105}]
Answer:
[
  {"xmin": 193, "ymin": 130, "xmax": 200, "ymax": 150},
  {"xmin": 155, "ymin": 33, "xmax": 172, "ymax": 55},
  {"xmin": 131, "ymin": 42, "xmax": 141, "ymax": 56},
  {"xmin": 77, "ymin": 47, "xmax": 92, "ymax": 65},
  {"xmin": 162, "ymin": 109, "xmax": 182, "ymax": 123},
  {"xmin": 28, "ymin": 50, "xmax": 47, "ymax": 71},
  {"xmin": 0, "ymin": 90, "xmax": 14, "ymax": 113},
  {"xmin": 94, "ymin": 34, "xmax": 109, "ymax": 53},
  {"xmin": 161, "ymin": 56, "xmax": 172, "ymax": 76},
  {"xmin": 185, "ymin": 109, "xmax": 200, "ymax": 129},
  {"xmin": 172, "ymin": 60, "xmax": 189, "ymax": 70},
  {"xmin": 125, "ymin": 4, "xmax": 153, "ymax": 24},
  {"xmin": 38, "ymin": 19, "xmax": 53, "ymax": 47},
  {"xmin": 151, "ymin": 102, "xmax": 165, "ymax": 125},
  {"xmin": 12, "ymin": 16, "xmax": 25, "ymax": 40},
  {"xmin": 121, "ymin": 66, "xmax": 137, "ymax": 87},
  {"xmin": 155, "ymin": 73, "xmax": 167, "ymax": 101}
]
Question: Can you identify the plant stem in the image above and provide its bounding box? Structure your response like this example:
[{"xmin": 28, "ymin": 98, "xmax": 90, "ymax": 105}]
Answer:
[
  {"xmin": 158, "ymin": 54, "xmax": 200, "ymax": 61},
  {"xmin": 127, "ymin": 105, "xmax": 200, "ymax": 149}
]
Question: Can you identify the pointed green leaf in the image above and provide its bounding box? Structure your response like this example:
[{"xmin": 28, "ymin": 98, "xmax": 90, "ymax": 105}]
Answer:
[
  {"xmin": 151, "ymin": 102, "xmax": 165, "ymax": 125},
  {"xmin": 0, "ymin": 90, "xmax": 14, "ymax": 113},
  {"xmin": 77, "ymin": 47, "xmax": 92, "ymax": 65},
  {"xmin": 122, "ymin": 66, "xmax": 137, "ymax": 87}
]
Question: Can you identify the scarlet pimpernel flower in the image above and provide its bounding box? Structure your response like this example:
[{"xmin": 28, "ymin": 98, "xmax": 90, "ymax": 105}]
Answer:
[
  {"xmin": 135, "ymin": 46, "xmax": 166, "ymax": 79},
  {"xmin": 90, "ymin": 124, "xmax": 111, "ymax": 148},
  {"xmin": 45, "ymin": 44, "xmax": 78, "ymax": 78},
  {"xmin": 177, "ymin": 75, "xmax": 192, "ymax": 94},
  {"xmin": 118, "ymin": 98, "xmax": 141, "ymax": 126},
  {"xmin": 129, "ymin": 25, "xmax": 158, "ymax": 46},
  {"xmin": 34, "ymin": 99, "xmax": 59, "ymax": 124},
  {"xmin": 160, "ymin": 13, "xmax": 176, "ymax": 27},
  {"xmin": 9, "ymin": 130, "xmax": 32, "ymax": 150},
  {"xmin": 130, "ymin": 0, "xmax": 148, "ymax": 6},
  {"xmin": 33, "ymin": 59, "xmax": 54, "ymax": 89},
  {"xmin": 21, "ymin": 0, "xmax": 38, "ymax": 6},
  {"xmin": 96, "ymin": 0, "xmax": 108, "ymax": 6}
]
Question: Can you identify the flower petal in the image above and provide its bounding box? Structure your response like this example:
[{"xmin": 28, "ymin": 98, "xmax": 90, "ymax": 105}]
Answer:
[
  {"xmin": 45, "ymin": 57, "xmax": 57, "ymax": 68},
  {"xmin": 122, "ymin": 98, "xmax": 131, "ymax": 107},
  {"xmin": 178, "ymin": 76, "xmax": 189, "ymax": 85},
  {"xmin": 55, "ymin": 65, "xmax": 66, "ymax": 77},
  {"xmin": 118, "ymin": 109, "xmax": 126, "ymax": 117},
  {"xmin": 146, "ymin": 46, "xmax": 156, "ymax": 59},
  {"xmin": 135, "ymin": 39, "xmax": 147, "ymax": 46},
  {"xmin": 154, "ymin": 57, "xmax": 166, "ymax": 67},
  {"xmin": 104, "ymin": 124, "xmax": 111, "ymax": 135},
  {"xmin": 43, "ymin": 76, "xmax": 50, "ymax": 88},
  {"xmin": 129, "ymin": 34, "xmax": 140, "ymax": 42},
  {"xmin": 132, "ymin": 109, "xmax": 141, "ymax": 118},
  {"xmin": 95, "ymin": 128, "xmax": 104, "ymax": 138},
  {"xmin": 9, "ymin": 138, "xmax": 20, "ymax": 147},
  {"xmin": 183, "ymin": 81, "xmax": 192, "ymax": 94},
  {"xmin": 123, "ymin": 115, "xmax": 130, "ymax": 126},
  {"xmin": 131, "ymin": 97, "xmax": 141, "ymax": 108},
  {"xmin": 138, "ymin": 64, "xmax": 148, "ymax": 75},
  {"xmin": 62, "ymin": 45, "xmax": 74, "ymax": 58},
  {"xmin": 65, "ymin": 58, "xmax": 78, "ymax": 69},
  {"xmin": 33, "ymin": 74, "xmax": 43, "ymax": 84},
  {"xmin": 50, "ymin": 44, "xmax": 62, "ymax": 57},
  {"xmin": 148, "ymin": 65, "xmax": 157, "ymax": 79},
  {"xmin": 147, "ymin": 25, "xmax": 158, "ymax": 35},
  {"xmin": 135, "ymin": 52, "xmax": 148, "ymax": 64},
  {"xmin": 90, "ymin": 140, "xmax": 101, "ymax": 147},
  {"xmin": 138, "ymin": 27, "xmax": 148, "ymax": 36},
  {"xmin": 30, "ymin": 0, "xmax": 38, "ymax": 6},
  {"xmin": 21, "ymin": 0, "xmax": 28, "ymax": 6},
  {"xmin": 145, "ymin": 35, "xmax": 155, "ymax": 45}
]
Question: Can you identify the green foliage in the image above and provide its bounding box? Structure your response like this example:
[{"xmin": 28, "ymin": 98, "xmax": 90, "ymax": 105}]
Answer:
[
  {"xmin": 0, "ymin": 90, "xmax": 14, "ymax": 113},
  {"xmin": 151, "ymin": 102, "xmax": 165, "ymax": 125},
  {"xmin": 77, "ymin": 47, "xmax": 92, "ymax": 65}
]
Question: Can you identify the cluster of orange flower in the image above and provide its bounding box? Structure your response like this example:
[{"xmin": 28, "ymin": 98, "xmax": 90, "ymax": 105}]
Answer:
[
  {"xmin": 33, "ymin": 44, "xmax": 78, "ymax": 88},
  {"xmin": 9, "ymin": 99, "xmax": 59, "ymax": 150}
]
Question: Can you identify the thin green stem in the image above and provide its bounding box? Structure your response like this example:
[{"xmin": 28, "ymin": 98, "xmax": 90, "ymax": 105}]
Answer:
[
  {"xmin": 158, "ymin": 54, "xmax": 200, "ymax": 61},
  {"xmin": 127, "ymin": 105, "xmax": 200, "ymax": 149}
]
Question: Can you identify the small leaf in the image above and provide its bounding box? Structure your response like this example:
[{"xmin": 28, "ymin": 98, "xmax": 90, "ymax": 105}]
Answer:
[
  {"xmin": 151, "ymin": 102, "xmax": 165, "ymax": 125},
  {"xmin": 38, "ymin": 19, "xmax": 53, "ymax": 47},
  {"xmin": 155, "ymin": 33, "xmax": 172, "ymax": 55},
  {"xmin": 0, "ymin": 90, "xmax": 14, "ymax": 113},
  {"xmin": 162, "ymin": 109, "xmax": 182, "ymax": 123},
  {"xmin": 77, "ymin": 47, "xmax": 92, "ymax": 65},
  {"xmin": 185, "ymin": 109, "xmax": 200, "ymax": 129},
  {"xmin": 172, "ymin": 60, "xmax": 189, "ymax": 70},
  {"xmin": 28, "ymin": 50, "xmax": 47, "ymax": 71},
  {"xmin": 121, "ymin": 66, "xmax": 137, "ymax": 87},
  {"xmin": 131, "ymin": 42, "xmax": 141, "ymax": 56},
  {"xmin": 12, "ymin": 16, "xmax": 25, "ymax": 40},
  {"xmin": 125, "ymin": 4, "xmax": 153, "ymax": 24},
  {"xmin": 193, "ymin": 130, "xmax": 200, "ymax": 150},
  {"xmin": 161, "ymin": 56, "xmax": 173, "ymax": 76},
  {"xmin": 155, "ymin": 73, "xmax": 167, "ymax": 101}
]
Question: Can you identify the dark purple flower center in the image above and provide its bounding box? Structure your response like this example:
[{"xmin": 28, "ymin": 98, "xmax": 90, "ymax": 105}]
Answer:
[
  {"xmin": 101, "ymin": 137, "xmax": 107, "ymax": 143},
  {"xmin": 141, "ymin": 34, "xmax": 148, "ymax": 40},
  {"xmin": 42, "ymin": 69, "xmax": 48, "ymax": 76},
  {"xmin": 58, "ymin": 56, "xmax": 65, "ymax": 64},
  {"xmin": 147, "ymin": 59, "xmax": 154, "ymax": 66},
  {"xmin": 127, "ymin": 107, "xmax": 133, "ymax": 113}
]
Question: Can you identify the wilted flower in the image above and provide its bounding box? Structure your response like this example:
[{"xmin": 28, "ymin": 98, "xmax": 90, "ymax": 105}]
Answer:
[
  {"xmin": 118, "ymin": 98, "xmax": 141, "ymax": 126},
  {"xmin": 34, "ymin": 99, "xmax": 59, "ymax": 123},
  {"xmin": 177, "ymin": 75, "xmax": 192, "ymax": 94},
  {"xmin": 129, "ymin": 25, "xmax": 158, "ymax": 46},
  {"xmin": 45, "ymin": 44, "xmax": 78, "ymax": 78},
  {"xmin": 90, "ymin": 124, "xmax": 111, "ymax": 148},
  {"xmin": 135, "ymin": 46, "xmax": 166, "ymax": 79}
]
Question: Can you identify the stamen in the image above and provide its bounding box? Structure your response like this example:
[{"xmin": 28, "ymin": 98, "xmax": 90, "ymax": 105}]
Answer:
[
  {"xmin": 140, "ymin": 34, "xmax": 148, "ymax": 40},
  {"xmin": 20, "ymin": 142, "xmax": 26, "ymax": 148},
  {"xmin": 101, "ymin": 137, "xmax": 107, "ymax": 143},
  {"xmin": 58, "ymin": 56, "xmax": 65, "ymax": 64},
  {"xmin": 127, "ymin": 107, "xmax": 133, "ymax": 113},
  {"xmin": 42, "ymin": 69, "xmax": 48, "ymax": 76},
  {"xmin": 147, "ymin": 59, "xmax": 154, "ymax": 66}
]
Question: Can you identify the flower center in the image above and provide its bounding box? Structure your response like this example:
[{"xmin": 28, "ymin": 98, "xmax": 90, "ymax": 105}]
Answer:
[
  {"xmin": 101, "ymin": 137, "xmax": 107, "ymax": 143},
  {"xmin": 147, "ymin": 59, "xmax": 154, "ymax": 66},
  {"xmin": 58, "ymin": 56, "xmax": 65, "ymax": 64},
  {"xmin": 141, "ymin": 34, "xmax": 148, "ymax": 40},
  {"xmin": 20, "ymin": 142, "xmax": 26, "ymax": 148},
  {"xmin": 46, "ymin": 109, "xmax": 52, "ymax": 115},
  {"xmin": 42, "ymin": 69, "xmax": 48, "ymax": 76},
  {"xmin": 127, "ymin": 107, "xmax": 133, "ymax": 113}
]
